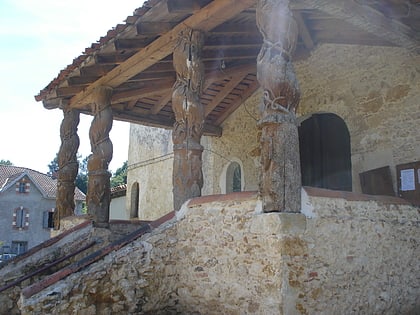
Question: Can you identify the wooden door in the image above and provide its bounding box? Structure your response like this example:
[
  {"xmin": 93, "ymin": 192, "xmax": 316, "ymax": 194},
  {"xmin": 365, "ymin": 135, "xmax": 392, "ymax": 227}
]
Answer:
[{"xmin": 299, "ymin": 113, "xmax": 352, "ymax": 191}]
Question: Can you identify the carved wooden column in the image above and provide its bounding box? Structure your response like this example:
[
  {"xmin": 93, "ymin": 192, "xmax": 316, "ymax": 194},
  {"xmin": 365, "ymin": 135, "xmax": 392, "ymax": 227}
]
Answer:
[
  {"xmin": 87, "ymin": 86, "xmax": 113, "ymax": 227},
  {"xmin": 172, "ymin": 28, "xmax": 205, "ymax": 211},
  {"xmin": 256, "ymin": 0, "xmax": 301, "ymax": 212},
  {"xmin": 55, "ymin": 107, "xmax": 80, "ymax": 229}
]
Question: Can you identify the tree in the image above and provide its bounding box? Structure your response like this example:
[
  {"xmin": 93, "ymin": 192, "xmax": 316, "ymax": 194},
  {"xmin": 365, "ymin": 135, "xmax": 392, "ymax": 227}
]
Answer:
[
  {"xmin": 111, "ymin": 161, "xmax": 128, "ymax": 188},
  {"xmin": 75, "ymin": 156, "xmax": 89, "ymax": 194},
  {"xmin": 0, "ymin": 159, "xmax": 13, "ymax": 166},
  {"xmin": 47, "ymin": 155, "xmax": 59, "ymax": 176},
  {"xmin": 48, "ymin": 155, "xmax": 127, "ymax": 193},
  {"xmin": 48, "ymin": 154, "xmax": 88, "ymax": 194}
]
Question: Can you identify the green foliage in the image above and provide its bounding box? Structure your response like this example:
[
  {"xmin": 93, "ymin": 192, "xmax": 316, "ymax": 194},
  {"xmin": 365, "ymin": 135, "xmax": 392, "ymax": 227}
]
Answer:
[
  {"xmin": 48, "ymin": 154, "xmax": 127, "ymax": 193},
  {"xmin": 48, "ymin": 154, "xmax": 88, "ymax": 194},
  {"xmin": 47, "ymin": 154, "xmax": 59, "ymax": 176},
  {"xmin": 75, "ymin": 156, "xmax": 89, "ymax": 194},
  {"xmin": 0, "ymin": 159, "xmax": 13, "ymax": 166},
  {"xmin": 110, "ymin": 161, "xmax": 128, "ymax": 188}
]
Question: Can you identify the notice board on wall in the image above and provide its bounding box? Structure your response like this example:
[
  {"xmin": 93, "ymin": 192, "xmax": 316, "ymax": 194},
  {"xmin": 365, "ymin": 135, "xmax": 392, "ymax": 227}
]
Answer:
[
  {"xmin": 359, "ymin": 166, "xmax": 395, "ymax": 196},
  {"xmin": 396, "ymin": 161, "xmax": 420, "ymax": 205}
]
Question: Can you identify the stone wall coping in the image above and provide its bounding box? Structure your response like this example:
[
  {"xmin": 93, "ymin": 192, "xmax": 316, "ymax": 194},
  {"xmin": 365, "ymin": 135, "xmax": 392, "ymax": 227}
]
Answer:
[
  {"xmin": 187, "ymin": 191, "xmax": 258, "ymax": 207},
  {"xmin": 185, "ymin": 187, "xmax": 412, "ymax": 210},
  {"xmin": 21, "ymin": 211, "xmax": 176, "ymax": 299},
  {"xmin": 303, "ymin": 186, "xmax": 412, "ymax": 204},
  {"xmin": 12, "ymin": 219, "xmax": 92, "ymax": 264}
]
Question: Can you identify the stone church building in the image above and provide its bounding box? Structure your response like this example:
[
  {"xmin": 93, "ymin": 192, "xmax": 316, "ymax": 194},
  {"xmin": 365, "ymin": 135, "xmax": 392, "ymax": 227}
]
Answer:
[{"xmin": 6, "ymin": 0, "xmax": 419, "ymax": 314}]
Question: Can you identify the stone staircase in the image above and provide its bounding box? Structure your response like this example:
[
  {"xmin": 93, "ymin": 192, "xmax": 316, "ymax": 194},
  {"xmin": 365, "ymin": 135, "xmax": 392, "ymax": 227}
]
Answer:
[{"xmin": 0, "ymin": 212, "xmax": 175, "ymax": 314}]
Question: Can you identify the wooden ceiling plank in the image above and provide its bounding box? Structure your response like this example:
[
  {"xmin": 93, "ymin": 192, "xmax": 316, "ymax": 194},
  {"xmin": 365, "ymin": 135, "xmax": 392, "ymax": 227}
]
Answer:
[
  {"xmin": 113, "ymin": 111, "xmax": 222, "ymax": 136},
  {"xmin": 204, "ymin": 73, "xmax": 249, "ymax": 116},
  {"xmin": 125, "ymin": 99, "xmax": 138, "ymax": 110},
  {"xmin": 301, "ymin": 0, "xmax": 419, "ymax": 51},
  {"xmin": 294, "ymin": 12, "xmax": 315, "ymax": 50},
  {"xmin": 136, "ymin": 22, "xmax": 177, "ymax": 35},
  {"xmin": 214, "ymin": 79, "xmax": 259, "ymax": 126},
  {"xmin": 114, "ymin": 38, "xmax": 149, "ymax": 51},
  {"xmin": 167, "ymin": 0, "xmax": 201, "ymax": 13},
  {"xmin": 112, "ymin": 79, "xmax": 174, "ymax": 103},
  {"xmin": 67, "ymin": 76, "xmax": 100, "ymax": 86},
  {"xmin": 150, "ymin": 92, "xmax": 172, "ymax": 114},
  {"xmin": 68, "ymin": 0, "xmax": 256, "ymax": 109}
]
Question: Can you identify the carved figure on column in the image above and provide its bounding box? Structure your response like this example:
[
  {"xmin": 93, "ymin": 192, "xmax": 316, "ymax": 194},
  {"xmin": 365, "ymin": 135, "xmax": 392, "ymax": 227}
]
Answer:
[
  {"xmin": 256, "ymin": 0, "xmax": 302, "ymax": 212},
  {"xmin": 172, "ymin": 28, "xmax": 205, "ymax": 211},
  {"xmin": 87, "ymin": 86, "xmax": 113, "ymax": 227},
  {"xmin": 55, "ymin": 107, "xmax": 80, "ymax": 229}
]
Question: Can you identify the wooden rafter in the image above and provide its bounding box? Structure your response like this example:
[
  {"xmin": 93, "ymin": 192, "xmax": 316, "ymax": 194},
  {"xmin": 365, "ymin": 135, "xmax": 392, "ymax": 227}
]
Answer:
[
  {"xmin": 150, "ymin": 92, "xmax": 172, "ymax": 115},
  {"xmin": 298, "ymin": 0, "xmax": 419, "ymax": 51},
  {"xmin": 294, "ymin": 12, "xmax": 315, "ymax": 50},
  {"xmin": 214, "ymin": 77, "xmax": 259, "ymax": 126},
  {"xmin": 111, "ymin": 80, "xmax": 173, "ymax": 104},
  {"xmin": 65, "ymin": 0, "xmax": 256, "ymax": 110},
  {"xmin": 204, "ymin": 73, "xmax": 250, "ymax": 116}
]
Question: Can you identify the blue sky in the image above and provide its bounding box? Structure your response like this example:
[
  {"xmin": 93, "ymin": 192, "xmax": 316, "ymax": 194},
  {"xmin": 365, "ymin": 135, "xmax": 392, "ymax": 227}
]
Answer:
[{"xmin": 0, "ymin": 0, "xmax": 144, "ymax": 173}]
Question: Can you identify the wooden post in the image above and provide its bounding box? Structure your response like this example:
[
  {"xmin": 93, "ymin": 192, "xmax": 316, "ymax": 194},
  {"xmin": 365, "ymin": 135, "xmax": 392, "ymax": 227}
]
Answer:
[
  {"xmin": 256, "ymin": 0, "xmax": 301, "ymax": 212},
  {"xmin": 172, "ymin": 28, "xmax": 205, "ymax": 211},
  {"xmin": 87, "ymin": 86, "xmax": 113, "ymax": 227},
  {"xmin": 55, "ymin": 108, "xmax": 80, "ymax": 229}
]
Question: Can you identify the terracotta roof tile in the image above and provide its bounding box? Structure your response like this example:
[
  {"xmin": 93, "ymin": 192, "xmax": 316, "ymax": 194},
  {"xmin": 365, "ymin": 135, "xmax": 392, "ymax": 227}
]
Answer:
[{"xmin": 0, "ymin": 165, "xmax": 85, "ymax": 200}]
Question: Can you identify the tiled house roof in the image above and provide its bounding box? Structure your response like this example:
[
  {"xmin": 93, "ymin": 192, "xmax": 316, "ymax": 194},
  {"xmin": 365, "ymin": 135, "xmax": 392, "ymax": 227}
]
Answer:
[
  {"xmin": 110, "ymin": 184, "xmax": 127, "ymax": 199},
  {"xmin": 0, "ymin": 165, "xmax": 85, "ymax": 200}
]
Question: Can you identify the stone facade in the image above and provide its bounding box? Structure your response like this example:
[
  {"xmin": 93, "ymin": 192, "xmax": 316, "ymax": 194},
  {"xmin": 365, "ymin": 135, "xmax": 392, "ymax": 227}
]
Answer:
[
  {"xmin": 127, "ymin": 44, "xmax": 420, "ymax": 219},
  {"xmin": 18, "ymin": 189, "xmax": 419, "ymax": 314},
  {"xmin": 295, "ymin": 44, "xmax": 420, "ymax": 193},
  {"xmin": 127, "ymin": 125, "xmax": 174, "ymax": 220}
]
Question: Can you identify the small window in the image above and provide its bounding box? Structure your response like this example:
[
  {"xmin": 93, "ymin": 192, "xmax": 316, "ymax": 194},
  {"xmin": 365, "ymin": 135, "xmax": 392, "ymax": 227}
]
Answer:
[
  {"xmin": 43, "ymin": 209, "xmax": 55, "ymax": 229},
  {"xmin": 16, "ymin": 180, "xmax": 30, "ymax": 194},
  {"xmin": 226, "ymin": 162, "xmax": 242, "ymax": 193},
  {"xmin": 19, "ymin": 182, "xmax": 26, "ymax": 193}
]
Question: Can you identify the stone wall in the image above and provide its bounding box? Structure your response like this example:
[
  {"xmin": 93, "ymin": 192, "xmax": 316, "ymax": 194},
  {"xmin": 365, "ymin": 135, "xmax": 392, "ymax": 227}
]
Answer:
[
  {"xmin": 127, "ymin": 125, "xmax": 174, "ymax": 220},
  {"xmin": 19, "ymin": 189, "xmax": 420, "ymax": 314},
  {"xmin": 127, "ymin": 44, "xmax": 420, "ymax": 214},
  {"xmin": 295, "ymin": 44, "xmax": 420, "ymax": 193},
  {"xmin": 202, "ymin": 94, "xmax": 260, "ymax": 196}
]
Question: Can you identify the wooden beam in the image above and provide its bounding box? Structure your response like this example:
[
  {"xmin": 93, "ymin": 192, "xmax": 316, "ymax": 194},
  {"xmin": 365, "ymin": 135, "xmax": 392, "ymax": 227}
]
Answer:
[
  {"xmin": 113, "ymin": 111, "xmax": 222, "ymax": 137},
  {"xmin": 57, "ymin": 86, "xmax": 87, "ymax": 97},
  {"xmin": 299, "ymin": 0, "xmax": 419, "ymax": 51},
  {"xmin": 68, "ymin": 0, "xmax": 256, "ymax": 109},
  {"xmin": 67, "ymin": 76, "xmax": 100, "ymax": 86},
  {"xmin": 145, "ymin": 64, "xmax": 255, "ymax": 117},
  {"xmin": 111, "ymin": 79, "xmax": 174, "ymax": 103}
]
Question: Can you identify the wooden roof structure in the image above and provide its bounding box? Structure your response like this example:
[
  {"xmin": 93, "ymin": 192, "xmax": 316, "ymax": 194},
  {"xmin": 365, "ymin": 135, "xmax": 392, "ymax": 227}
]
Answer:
[{"xmin": 35, "ymin": 0, "xmax": 420, "ymax": 136}]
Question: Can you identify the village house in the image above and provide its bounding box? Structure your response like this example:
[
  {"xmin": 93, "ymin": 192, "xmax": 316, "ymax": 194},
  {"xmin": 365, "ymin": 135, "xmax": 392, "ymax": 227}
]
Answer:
[
  {"xmin": 1, "ymin": 0, "xmax": 418, "ymax": 314},
  {"xmin": 0, "ymin": 165, "xmax": 85, "ymax": 257}
]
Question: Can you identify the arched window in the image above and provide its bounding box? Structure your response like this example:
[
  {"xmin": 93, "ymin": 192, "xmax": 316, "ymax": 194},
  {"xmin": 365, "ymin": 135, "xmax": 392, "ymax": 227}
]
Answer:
[
  {"xmin": 226, "ymin": 162, "xmax": 242, "ymax": 193},
  {"xmin": 298, "ymin": 113, "xmax": 352, "ymax": 191},
  {"xmin": 130, "ymin": 182, "xmax": 139, "ymax": 218}
]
